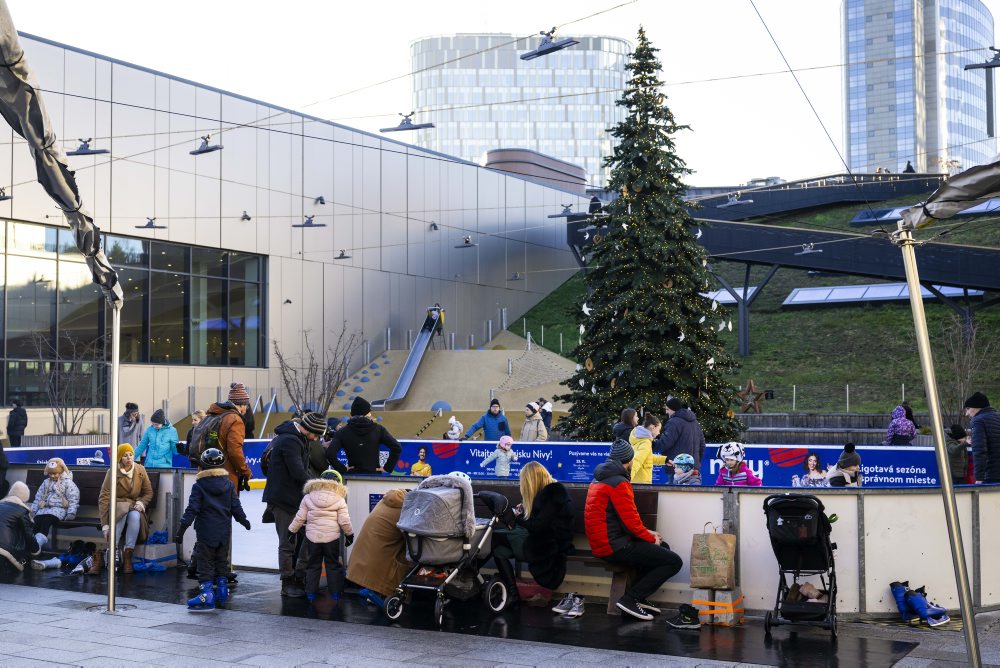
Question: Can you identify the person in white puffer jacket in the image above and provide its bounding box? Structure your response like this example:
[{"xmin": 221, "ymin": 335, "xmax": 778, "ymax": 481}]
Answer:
[
  {"xmin": 446, "ymin": 416, "xmax": 464, "ymax": 440},
  {"xmin": 288, "ymin": 469, "xmax": 354, "ymax": 603},
  {"xmin": 30, "ymin": 458, "xmax": 80, "ymax": 536}
]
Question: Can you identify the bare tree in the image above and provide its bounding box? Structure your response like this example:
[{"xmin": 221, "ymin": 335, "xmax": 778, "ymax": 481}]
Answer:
[
  {"xmin": 935, "ymin": 314, "xmax": 998, "ymax": 425},
  {"xmin": 31, "ymin": 333, "xmax": 105, "ymax": 435},
  {"xmin": 273, "ymin": 323, "xmax": 360, "ymax": 415}
]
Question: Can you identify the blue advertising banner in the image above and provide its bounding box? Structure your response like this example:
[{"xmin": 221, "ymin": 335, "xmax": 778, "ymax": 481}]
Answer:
[{"xmin": 5, "ymin": 439, "xmax": 947, "ymax": 488}]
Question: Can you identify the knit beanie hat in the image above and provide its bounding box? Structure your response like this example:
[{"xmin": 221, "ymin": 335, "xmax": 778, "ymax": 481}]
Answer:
[
  {"xmin": 46, "ymin": 457, "xmax": 68, "ymax": 476},
  {"xmin": 351, "ymin": 396, "xmax": 372, "ymax": 416},
  {"xmin": 947, "ymin": 424, "xmax": 967, "ymax": 441},
  {"xmin": 7, "ymin": 481, "xmax": 29, "ymax": 503},
  {"xmin": 118, "ymin": 443, "xmax": 135, "ymax": 460},
  {"xmin": 965, "ymin": 392, "xmax": 990, "ymax": 409},
  {"xmin": 837, "ymin": 443, "xmax": 861, "ymax": 469},
  {"xmin": 490, "ymin": 398, "xmax": 501, "ymax": 408},
  {"xmin": 666, "ymin": 397, "xmax": 683, "ymax": 411},
  {"xmin": 228, "ymin": 382, "xmax": 251, "ymax": 406},
  {"xmin": 526, "ymin": 402, "xmax": 539, "ymax": 415},
  {"xmin": 299, "ymin": 411, "xmax": 328, "ymax": 435},
  {"xmin": 609, "ymin": 438, "xmax": 634, "ymax": 464},
  {"xmin": 150, "ymin": 409, "xmax": 165, "ymax": 425}
]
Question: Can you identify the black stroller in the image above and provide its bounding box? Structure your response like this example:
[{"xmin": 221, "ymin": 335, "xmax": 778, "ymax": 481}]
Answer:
[
  {"xmin": 762, "ymin": 493, "xmax": 838, "ymax": 639},
  {"xmin": 384, "ymin": 474, "xmax": 511, "ymax": 626}
]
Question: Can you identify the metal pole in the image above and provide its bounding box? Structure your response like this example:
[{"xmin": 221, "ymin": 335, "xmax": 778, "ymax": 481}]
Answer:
[
  {"xmin": 107, "ymin": 303, "xmax": 122, "ymax": 612},
  {"xmin": 846, "ymin": 384, "xmax": 850, "ymax": 413},
  {"xmin": 902, "ymin": 383, "xmax": 905, "ymax": 403},
  {"xmin": 792, "ymin": 385, "xmax": 796, "ymax": 412},
  {"xmin": 407, "ymin": 329, "xmax": 413, "ymax": 350},
  {"xmin": 560, "ymin": 333, "xmax": 563, "ymax": 354},
  {"xmin": 468, "ymin": 334, "xmax": 475, "ymax": 349},
  {"xmin": 522, "ymin": 319, "xmax": 526, "ymax": 338},
  {"xmin": 507, "ymin": 358, "xmax": 513, "ymax": 376},
  {"xmin": 527, "ymin": 332, "xmax": 532, "ymax": 351},
  {"xmin": 364, "ymin": 340, "xmax": 371, "ymax": 365},
  {"xmin": 487, "ymin": 319, "xmax": 493, "ymax": 343},
  {"xmin": 187, "ymin": 385, "xmax": 195, "ymax": 415},
  {"xmin": 895, "ymin": 222, "xmax": 981, "ymax": 666},
  {"xmin": 541, "ymin": 325, "xmax": 544, "ymax": 346},
  {"xmin": 502, "ymin": 307, "xmax": 508, "ymax": 330},
  {"xmin": 449, "ymin": 332, "xmax": 455, "ymax": 350},
  {"xmin": 386, "ymin": 327, "xmax": 391, "ymax": 351}
]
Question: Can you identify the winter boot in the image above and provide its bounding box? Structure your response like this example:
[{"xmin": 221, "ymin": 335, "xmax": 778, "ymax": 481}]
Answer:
[
  {"xmin": 889, "ymin": 581, "xmax": 920, "ymax": 625},
  {"xmin": 86, "ymin": 549, "xmax": 104, "ymax": 575},
  {"xmin": 913, "ymin": 587, "xmax": 949, "ymax": 623},
  {"xmin": 905, "ymin": 588, "xmax": 950, "ymax": 627},
  {"xmin": 122, "ymin": 548, "xmax": 134, "ymax": 574},
  {"xmin": 359, "ymin": 588, "xmax": 385, "ymax": 608},
  {"xmin": 188, "ymin": 582, "xmax": 216, "ymax": 612},
  {"xmin": 214, "ymin": 576, "xmax": 229, "ymax": 605},
  {"xmin": 306, "ymin": 592, "xmax": 317, "ymax": 603}
]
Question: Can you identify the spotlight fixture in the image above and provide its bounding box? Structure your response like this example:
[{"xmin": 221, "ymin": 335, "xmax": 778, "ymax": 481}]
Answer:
[
  {"xmin": 66, "ymin": 138, "xmax": 109, "ymax": 156},
  {"xmin": 794, "ymin": 243, "xmax": 823, "ymax": 256},
  {"xmin": 429, "ymin": 222, "xmax": 439, "ymax": 231},
  {"xmin": 283, "ymin": 299, "xmax": 293, "ymax": 304},
  {"xmin": 520, "ymin": 27, "xmax": 579, "ymax": 61},
  {"xmin": 135, "ymin": 217, "xmax": 166, "ymax": 230},
  {"xmin": 292, "ymin": 214, "xmax": 326, "ymax": 228},
  {"xmin": 455, "ymin": 235, "xmax": 477, "ymax": 248},
  {"xmin": 965, "ymin": 46, "xmax": 1000, "ymax": 70},
  {"xmin": 0, "ymin": 187, "xmax": 11, "ymax": 202},
  {"xmin": 190, "ymin": 134, "xmax": 223, "ymax": 155},
  {"xmin": 380, "ymin": 111, "xmax": 434, "ymax": 133},
  {"xmin": 549, "ymin": 204, "xmax": 577, "ymax": 218},
  {"xmin": 240, "ymin": 211, "xmax": 252, "ymax": 222},
  {"xmin": 334, "ymin": 249, "xmax": 352, "ymax": 260},
  {"xmin": 314, "ymin": 196, "xmax": 327, "ymax": 205}
]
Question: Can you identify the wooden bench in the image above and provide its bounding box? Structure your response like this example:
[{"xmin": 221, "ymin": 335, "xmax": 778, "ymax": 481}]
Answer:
[
  {"xmin": 26, "ymin": 467, "xmax": 159, "ymax": 547},
  {"xmin": 473, "ymin": 481, "xmax": 658, "ymax": 614}
]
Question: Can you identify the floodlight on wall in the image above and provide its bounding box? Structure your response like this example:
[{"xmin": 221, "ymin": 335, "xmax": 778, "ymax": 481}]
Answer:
[
  {"xmin": 520, "ymin": 27, "xmax": 579, "ymax": 61},
  {"xmin": 548, "ymin": 204, "xmax": 578, "ymax": 218},
  {"xmin": 314, "ymin": 196, "xmax": 327, "ymax": 205},
  {"xmin": 794, "ymin": 243, "xmax": 823, "ymax": 256},
  {"xmin": 717, "ymin": 192, "xmax": 753, "ymax": 208},
  {"xmin": 455, "ymin": 235, "xmax": 477, "ymax": 248},
  {"xmin": 240, "ymin": 211, "xmax": 252, "ymax": 222},
  {"xmin": 136, "ymin": 217, "xmax": 166, "ymax": 230},
  {"xmin": 292, "ymin": 214, "xmax": 326, "ymax": 228},
  {"xmin": 429, "ymin": 222, "xmax": 439, "ymax": 231},
  {"xmin": 335, "ymin": 249, "xmax": 352, "ymax": 260},
  {"xmin": 380, "ymin": 111, "xmax": 434, "ymax": 133},
  {"xmin": 190, "ymin": 134, "xmax": 223, "ymax": 155},
  {"xmin": 66, "ymin": 138, "xmax": 109, "ymax": 156},
  {"xmin": 0, "ymin": 187, "xmax": 11, "ymax": 202}
]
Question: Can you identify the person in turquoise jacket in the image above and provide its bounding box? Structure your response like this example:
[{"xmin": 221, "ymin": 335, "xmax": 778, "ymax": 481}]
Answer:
[
  {"xmin": 134, "ymin": 409, "xmax": 179, "ymax": 468},
  {"xmin": 462, "ymin": 398, "xmax": 511, "ymax": 441}
]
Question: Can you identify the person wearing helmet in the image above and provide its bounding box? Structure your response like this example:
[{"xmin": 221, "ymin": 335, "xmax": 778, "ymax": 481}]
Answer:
[
  {"xmin": 288, "ymin": 468, "xmax": 354, "ymax": 604},
  {"xmin": 672, "ymin": 454, "xmax": 701, "ymax": 486},
  {"xmin": 714, "ymin": 442, "xmax": 762, "ymax": 486},
  {"xmin": 176, "ymin": 448, "xmax": 252, "ymax": 611}
]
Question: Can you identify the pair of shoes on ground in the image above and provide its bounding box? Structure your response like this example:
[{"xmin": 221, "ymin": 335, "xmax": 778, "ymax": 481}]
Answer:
[
  {"xmin": 552, "ymin": 592, "xmax": 585, "ymax": 618},
  {"xmin": 890, "ymin": 581, "xmax": 950, "ymax": 628},
  {"xmin": 617, "ymin": 596, "xmax": 700, "ymax": 629}
]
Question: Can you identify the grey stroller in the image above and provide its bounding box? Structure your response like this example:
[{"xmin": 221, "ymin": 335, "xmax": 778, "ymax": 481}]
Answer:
[{"xmin": 384, "ymin": 474, "xmax": 511, "ymax": 626}]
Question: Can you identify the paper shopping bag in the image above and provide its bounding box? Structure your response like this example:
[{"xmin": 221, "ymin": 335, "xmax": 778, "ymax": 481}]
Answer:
[{"xmin": 689, "ymin": 522, "xmax": 737, "ymax": 590}]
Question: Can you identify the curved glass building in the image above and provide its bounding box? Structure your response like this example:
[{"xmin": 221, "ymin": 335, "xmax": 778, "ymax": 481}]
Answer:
[
  {"xmin": 844, "ymin": 0, "xmax": 996, "ymax": 173},
  {"xmin": 410, "ymin": 34, "xmax": 631, "ymax": 188}
]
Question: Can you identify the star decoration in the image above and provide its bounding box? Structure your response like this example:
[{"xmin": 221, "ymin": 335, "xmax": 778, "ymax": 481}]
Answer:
[{"xmin": 736, "ymin": 378, "xmax": 765, "ymax": 413}]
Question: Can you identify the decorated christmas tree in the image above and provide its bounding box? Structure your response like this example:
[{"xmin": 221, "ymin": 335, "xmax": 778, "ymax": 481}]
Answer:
[{"xmin": 557, "ymin": 27, "xmax": 742, "ymax": 442}]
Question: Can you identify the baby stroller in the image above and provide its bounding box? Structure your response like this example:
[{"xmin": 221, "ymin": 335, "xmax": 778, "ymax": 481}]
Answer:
[
  {"xmin": 762, "ymin": 493, "xmax": 838, "ymax": 639},
  {"xmin": 385, "ymin": 473, "xmax": 511, "ymax": 626}
]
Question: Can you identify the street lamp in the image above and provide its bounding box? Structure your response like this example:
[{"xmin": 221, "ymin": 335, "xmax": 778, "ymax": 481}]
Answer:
[{"xmin": 964, "ymin": 47, "xmax": 1000, "ymax": 137}]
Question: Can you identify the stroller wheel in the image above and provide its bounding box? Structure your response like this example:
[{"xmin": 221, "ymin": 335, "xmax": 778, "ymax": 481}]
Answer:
[
  {"xmin": 434, "ymin": 597, "xmax": 446, "ymax": 626},
  {"xmin": 764, "ymin": 611, "xmax": 773, "ymax": 637},
  {"xmin": 483, "ymin": 576, "xmax": 508, "ymax": 613},
  {"xmin": 830, "ymin": 613, "xmax": 838, "ymax": 640},
  {"xmin": 384, "ymin": 595, "xmax": 404, "ymax": 621}
]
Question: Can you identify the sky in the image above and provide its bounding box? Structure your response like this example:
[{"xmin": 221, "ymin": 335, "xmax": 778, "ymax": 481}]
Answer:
[{"xmin": 8, "ymin": 0, "xmax": 1000, "ymax": 186}]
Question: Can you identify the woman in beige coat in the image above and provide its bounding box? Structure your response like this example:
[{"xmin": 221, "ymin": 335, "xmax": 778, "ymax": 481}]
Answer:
[
  {"xmin": 346, "ymin": 488, "xmax": 409, "ymax": 607},
  {"xmin": 519, "ymin": 402, "xmax": 548, "ymax": 442},
  {"xmin": 90, "ymin": 443, "xmax": 153, "ymax": 575}
]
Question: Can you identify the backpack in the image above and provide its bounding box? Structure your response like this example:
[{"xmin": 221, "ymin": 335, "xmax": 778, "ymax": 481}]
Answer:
[
  {"xmin": 188, "ymin": 412, "xmax": 228, "ymax": 462},
  {"xmin": 260, "ymin": 440, "xmax": 275, "ymax": 477}
]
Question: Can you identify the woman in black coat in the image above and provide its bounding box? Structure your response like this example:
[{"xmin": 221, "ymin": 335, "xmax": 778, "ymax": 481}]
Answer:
[{"xmin": 492, "ymin": 461, "xmax": 574, "ymax": 597}]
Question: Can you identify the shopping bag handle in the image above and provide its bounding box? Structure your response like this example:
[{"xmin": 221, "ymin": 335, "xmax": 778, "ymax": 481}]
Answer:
[{"xmin": 703, "ymin": 522, "xmax": 720, "ymax": 534}]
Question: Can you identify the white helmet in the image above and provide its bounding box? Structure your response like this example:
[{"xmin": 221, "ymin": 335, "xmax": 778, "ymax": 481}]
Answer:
[
  {"xmin": 447, "ymin": 470, "xmax": 471, "ymax": 482},
  {"xmin": 448, "ymin": 416, "xmax": 457, "ymax": 425},
  {"xmin": 718, "ymin": 441, "xmax": 745, "ymax": 464}
]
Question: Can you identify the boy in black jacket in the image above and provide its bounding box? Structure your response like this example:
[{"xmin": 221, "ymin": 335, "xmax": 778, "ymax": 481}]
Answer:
[{"xmin": 176, "ymin": 448, "xmax": 251, "ymax": 611}]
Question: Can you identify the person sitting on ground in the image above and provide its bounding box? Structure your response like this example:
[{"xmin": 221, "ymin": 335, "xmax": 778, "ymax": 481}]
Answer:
[
  {"xmin": 715, "ymin": 442, "xmax": 762, "ymax": 486},
  {"xmin": 519, "ymin": 402, "xmax": 548, "ymax": 442},
  {"xmin": 827, "ymin": 443, "xmax": 863, "ymax": 487},
  {"xmin": 481, "ymin": 435, "xmax": 518, "ymax": 478},
  {"xmin": 584, "ymin": 439, "xmax": 685, "ymax": 623},
  {"xmin": 629, "ymin": 414, "xmax": 668, "ymax": 485},
  {"xmin": 410, "ymin": 446, "xmax": 432, "ymax": 477},
  {"xmin": 671, "ymin": 453, "xmax": 702, "ymax": 486},
  {"xmin": 946, "ymin": 425, "xmax": 971, "ymax": 484},
  {"xmin": 656, "ymin": 397, "xmax": 707, "ymax": 484},
  {"xmin": 885, "ymin": 405, "xmax": 916, "ymax": 445},
  {"xmin": 462, "ymin": 398, "xmax": 511, "ymax": 441},
  {"xmin": 28, "ymin": 458, "xmax": 80, "ymax": 569},
  {"xmin": 492, "ymin": 461, "xmax": 574, "ymax": 609},
  {"xmin": 134, "ymin": 409, "xmax": 179, "ymax": 468},
  {"xmin": 612, "ymin": 407, "xmax": 638, "ymax": 442},
  {"xmin": 445, "ymin": 416, "xmax": 463, "ymax": 440},
  {"xmin": 0, "ymin": 481, "xmax": 46, "ymax": 576},
  {"xmin": 289, "ymin": 468, "xmax": 354, "ymax": 604},
  {"xmin": 346, "ymin": 488, "xmax": 410, "ymax": 609},
  {"xmin": 90, "ymin": 443, "xmax": 153, "ymax": 575},
  {"xmin": 326, "ymin": 397, "xmax": 402, "ymax": 475},
  {"xmin": 176, "ymin": 448, "xmax": 251, "ymax": 611}
]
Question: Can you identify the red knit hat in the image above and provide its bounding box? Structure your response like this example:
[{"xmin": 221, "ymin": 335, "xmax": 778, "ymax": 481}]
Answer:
[{"xmin": 228, "ymin": 382, "xmax": 250, "ymax": 405}]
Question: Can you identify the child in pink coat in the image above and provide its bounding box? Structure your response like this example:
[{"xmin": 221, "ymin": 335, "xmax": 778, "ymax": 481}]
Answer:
[
  {"xmin": 714, "ymin": 442, "xmax": 762, "ymax": 486},
  {"xmin": 289, "ymin": 469, "xmax": 354, "ymax": 602}
]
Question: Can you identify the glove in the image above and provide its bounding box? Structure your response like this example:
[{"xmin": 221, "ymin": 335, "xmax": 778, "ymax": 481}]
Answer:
[
  {"xmin": 174, "ymin": 526, "xmax": 187, "ymax": 544},
  {"xmin": 65, "ymin": 514, "xmax": 76, "ymax": 521},
  {"xmin": 239, "ymin": 476, "xmax": 251, "ymax": 492},
  {"xmin": 287, "ymin": 531, "xmax": 298, "ymax": 543},
  {"xmin": 239, "ymin": 519, "xmax": 251, "ymax": 531},
  {"xmin": 344, "ymin": 534, "xmax": 355, "ymax": 547}
]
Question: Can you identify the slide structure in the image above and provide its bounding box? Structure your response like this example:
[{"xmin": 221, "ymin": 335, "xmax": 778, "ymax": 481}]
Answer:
[{"xmin": 371, "ymin": 309, "xmax": 442, "ymax": 410}]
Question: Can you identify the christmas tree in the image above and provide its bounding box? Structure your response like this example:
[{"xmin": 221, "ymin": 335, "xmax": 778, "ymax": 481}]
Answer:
[{"xmin": 557, "ymin": 27, "xmax": 742, "ymax": 442}]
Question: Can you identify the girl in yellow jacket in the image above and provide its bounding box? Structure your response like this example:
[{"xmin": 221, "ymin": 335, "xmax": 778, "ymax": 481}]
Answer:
[{"xmin": 629, "ymin": 414, "xmax": 668, "ymax": 484}]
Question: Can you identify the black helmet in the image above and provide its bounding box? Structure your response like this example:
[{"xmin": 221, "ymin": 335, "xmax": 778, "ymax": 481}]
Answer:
[
  {"xmin": 320, "ymin": 468, "xmax": 343, "ymax": 484},
  {"xmin": 200, "ymin": 447, "xmax": 225, "ymax": 468}
]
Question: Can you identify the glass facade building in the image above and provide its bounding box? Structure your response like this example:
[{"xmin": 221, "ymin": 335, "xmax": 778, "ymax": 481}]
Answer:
[
  {"xmin": 844, "ymin": 0, "xmax": 996, "ymax": 173},
  {"xmin": 409, "ymin": 35, "xmax": 631, "ymax": 188},
  {"xmin": 5, "ymin": 34, "xmax": 582, "ymax": 422}
]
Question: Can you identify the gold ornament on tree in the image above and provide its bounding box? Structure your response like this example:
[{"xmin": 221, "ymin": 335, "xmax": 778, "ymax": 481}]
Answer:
[{"xmin": 584, "ymin": 357, "xmax": 594, "ymax": 372}]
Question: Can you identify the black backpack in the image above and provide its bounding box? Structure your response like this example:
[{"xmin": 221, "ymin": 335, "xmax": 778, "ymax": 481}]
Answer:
[
  {"xmin": 187, "ymin": 412, "xmax": 228, "ymax": 463},
  {"xmin": 260, "ymin": 440, "xmax": 275, "ymax": 477}
]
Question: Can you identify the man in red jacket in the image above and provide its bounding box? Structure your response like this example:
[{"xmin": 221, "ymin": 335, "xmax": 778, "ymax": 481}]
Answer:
[{"xmin": 585, "ymin": 438, "xmax": 683, "ymax": 621}]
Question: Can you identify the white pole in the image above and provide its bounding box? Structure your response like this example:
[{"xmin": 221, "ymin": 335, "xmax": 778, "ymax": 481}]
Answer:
[
  {"xmin": 846, "ymin": 384, "xmax": 850, "ymax": 413},
  {"xmin": 895, "ymin": 222, "xmax": 980, "ymax": 666},
  {"xmin": 792, "ymin": 385, "xmax": 796, "ymax": 412},
  {"xmin": 107, "ymin": 302, "xmax": 122, "ymax": 612},
  {"xmin": 902, "ymin": 382, "xmax": 905, "ymax": 403},
  {"xmin": 541, "ymin": 325, "xmax": 544, "ymax": 346}
]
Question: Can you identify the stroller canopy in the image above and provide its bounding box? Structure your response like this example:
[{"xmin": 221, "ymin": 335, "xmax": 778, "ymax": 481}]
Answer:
[{"xmin": 397, "ymin": 474, "xmax": 476, "ymax": 539}]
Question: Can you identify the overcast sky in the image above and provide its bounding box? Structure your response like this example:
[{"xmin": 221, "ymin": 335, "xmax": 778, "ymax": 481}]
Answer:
[{"xmin": 8, "ymin": 0, "xmax": 1000, "ymax": 186}]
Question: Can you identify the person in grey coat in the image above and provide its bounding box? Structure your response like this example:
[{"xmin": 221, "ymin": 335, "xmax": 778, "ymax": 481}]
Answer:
[
  {"xmin": 118, "ymin": 402, "xmax": 144, "ymax": 448},
  {"xmin": 655, "ymin": 398, "xmax": 706, "ymax": 483}
]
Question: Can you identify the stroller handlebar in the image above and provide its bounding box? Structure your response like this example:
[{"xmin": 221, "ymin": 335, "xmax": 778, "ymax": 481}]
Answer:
[{"xmin": 474, "ymin": 490, "xmax": 509, "ymax": 517}]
